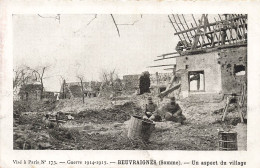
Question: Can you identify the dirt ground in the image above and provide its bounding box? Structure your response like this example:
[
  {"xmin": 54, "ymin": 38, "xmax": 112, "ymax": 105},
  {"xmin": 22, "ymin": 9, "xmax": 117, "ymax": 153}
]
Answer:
[{"xmin": 13, "ymin": 95, "xmax": 247, "ymax": 150}]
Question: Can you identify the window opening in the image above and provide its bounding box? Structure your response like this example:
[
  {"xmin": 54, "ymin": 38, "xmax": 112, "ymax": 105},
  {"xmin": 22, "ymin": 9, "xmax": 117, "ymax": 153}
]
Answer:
[
  {"xmin": 234, "ymin": 64, "xmax": 245, "ymax": 76},
  {"xmin": 188, "ymin": 71, "xmax": 205, "ymax": 91}
]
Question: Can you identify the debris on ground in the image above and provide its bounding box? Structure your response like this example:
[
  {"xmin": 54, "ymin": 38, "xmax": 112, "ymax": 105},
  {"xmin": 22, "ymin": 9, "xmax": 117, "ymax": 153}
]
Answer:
[{"xmin": 13, "ymin": 96, "xmax": 247, "ymax": 150}]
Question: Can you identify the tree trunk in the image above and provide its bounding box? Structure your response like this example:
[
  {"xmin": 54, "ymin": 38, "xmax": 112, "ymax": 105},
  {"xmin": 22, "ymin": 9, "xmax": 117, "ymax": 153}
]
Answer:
[
  {"xmin": 63, "ymin": 80, "xmax": 65, "ymax": 99},
  {"xmin": 80, "ymin": 81, "xmax": 84, "ymax": 104},
  {"xmin": 40, "ymin": 78, "xmax": 44, "ymax": 100}
]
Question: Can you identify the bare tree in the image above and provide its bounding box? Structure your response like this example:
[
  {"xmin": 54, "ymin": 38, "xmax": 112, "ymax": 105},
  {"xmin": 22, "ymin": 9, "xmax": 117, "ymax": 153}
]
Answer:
[
  {"xmin": 30, "ymin": 65, "xmax": 50, "ymax": 99},
  {"xmin": 13, "ymin": 66, "xmax": 32, "ymax": 92},
  {"xmin": 100, "ymin": 69, "xmax": 122, "ymax": 93},
  {"xmin": 100, "ymin": 69, "xmax": 116, "ymax": 85},
  {"xmin": 76, "ymin": 75, "xmax": 85, "ymax": 104},
  {"xmin": 58, "ymin": 75, "xmax": 67, "ymax": 99}
]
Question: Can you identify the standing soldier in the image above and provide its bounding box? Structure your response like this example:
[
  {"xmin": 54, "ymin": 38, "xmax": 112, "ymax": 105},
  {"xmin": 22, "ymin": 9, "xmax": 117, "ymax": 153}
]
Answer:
[{"xmin": 139, "ymin": 71, "xmax": 151, "ymax": 95}]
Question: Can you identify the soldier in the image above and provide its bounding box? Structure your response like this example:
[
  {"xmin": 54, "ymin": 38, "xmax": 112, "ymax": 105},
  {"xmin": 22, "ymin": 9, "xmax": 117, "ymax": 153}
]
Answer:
[
  {"xmin": 139, "ymin": 71, "xmax": 151, "ymax": 95},
  {"xmin": 143, "ymin": 97, "xmax": 161, "ymax": 122},
  {"xmin": 161, "ymin": 97, "xmax": 186, "ymax": 124}
]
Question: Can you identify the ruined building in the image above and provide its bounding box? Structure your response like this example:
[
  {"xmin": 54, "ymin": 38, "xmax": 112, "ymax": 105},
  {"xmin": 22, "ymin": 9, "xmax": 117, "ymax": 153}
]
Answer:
[
  {"xmin": 122, "ymin": 72, "xmax": 172, "ymax": 94},
  {"xmin": 60, "ymin": 81, "xmax": 102, "ymax": 99},
  {"xmin": 19, "ymin": 83, "xmax": 42, "ymax": 100},
  {"xmin": 154, "ymin": 14, "xmax": 247, "ymax": 99}
]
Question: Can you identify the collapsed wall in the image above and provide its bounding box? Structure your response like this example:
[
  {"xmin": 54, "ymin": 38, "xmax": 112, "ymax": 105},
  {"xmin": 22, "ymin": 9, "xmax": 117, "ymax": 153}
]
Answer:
[
  {"xmin": 60, "ymin": 81, "xmax": 102, "ymax": 99},
  {"xmin": 19, "ymin": 84, "xmax": 42, "ymax": 100},
  {"xmin": 122, "ymin": 73, "xmax": 173, "ymax": 94},
  {"xmin": 175, "ymin": 45, "xmax": 247, "ymax": 99},
  {"xmin": 122, "ymin": 75, "xmax": 140, "ymax": 94},
  {"xmin": 218, "ymin": 46, "xmax": 247, "ymax": 94},
  {"xmin": 150, "ymin": 73, "xmax": 172, "ymax": 94}
]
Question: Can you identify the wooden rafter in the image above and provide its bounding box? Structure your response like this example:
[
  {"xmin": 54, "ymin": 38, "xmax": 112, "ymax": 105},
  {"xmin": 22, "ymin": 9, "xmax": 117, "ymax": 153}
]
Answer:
[{"xmin": 174, "ymin": 15, "xmax": 247, "ymax": 35}]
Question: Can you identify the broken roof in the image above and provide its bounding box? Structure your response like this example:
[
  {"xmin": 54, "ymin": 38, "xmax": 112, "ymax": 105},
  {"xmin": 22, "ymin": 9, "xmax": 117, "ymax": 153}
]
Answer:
[{"xmin": 149, "ymin": 14, "xmax": 247, "ymax": 70}]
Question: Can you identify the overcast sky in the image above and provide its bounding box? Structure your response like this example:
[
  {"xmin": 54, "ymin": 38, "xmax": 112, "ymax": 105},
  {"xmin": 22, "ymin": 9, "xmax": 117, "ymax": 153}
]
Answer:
[{"xmin": 13, "ymin": 14, "xmax": 216, "ymax": 91}]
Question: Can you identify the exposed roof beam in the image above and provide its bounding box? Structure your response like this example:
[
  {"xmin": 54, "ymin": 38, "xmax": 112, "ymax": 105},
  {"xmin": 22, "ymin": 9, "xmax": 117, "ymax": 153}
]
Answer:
[
  {"xmin": 154, "ymin": 57, "xmax": 176, "ymax": 61},
  {"xmin": 174, "ymin": 15, "xmax": 247, "ymax": 35},
  {"xmin": 157, "ymin": 52, "xmax": 179, "ymax": 57},
  {"xmin": 163, "ymin": 68, "xmax": 175, "ymax": 71},
  {"xmin": 147, "ymin": 64, "xmax": 175, "ymax": 68}
]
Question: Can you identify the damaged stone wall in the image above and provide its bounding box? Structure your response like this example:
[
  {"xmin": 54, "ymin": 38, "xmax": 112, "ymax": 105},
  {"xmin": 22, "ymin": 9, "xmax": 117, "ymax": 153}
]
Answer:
[
  {"xmin": 122, "ymin": 73, "xmax": 173, "ymax": 94},
  {"xmin": 218, "ymin": 46, "xmax": 247, "ymax": 94},
  {"xmin": 150, "ymin": 73, "xmax": 172, "ymax": 87},
  {"xmin": 150, "ymin": 73, "xmax": 172, "ymax": 95},
  {"xmin": 42, "ymin": 91, "xmax": 56, "ymax": 100},
  {"xmin": 122, "ymin": 75, "xmax": 140, "ymax": 93},
  {"xmin": 60, "ymin": 81, "xmax": 102, "ymax": 99},
  {"xmin": 175, "ymin": 46, "xmax": 247, "ymax": 98},
  {"xmin": 19, "ymin": 84, "xmax": 42, "ymax": 100},
  {"xmin": 176, "ymin": 51, "xmax": 222, "ymax": 96}
]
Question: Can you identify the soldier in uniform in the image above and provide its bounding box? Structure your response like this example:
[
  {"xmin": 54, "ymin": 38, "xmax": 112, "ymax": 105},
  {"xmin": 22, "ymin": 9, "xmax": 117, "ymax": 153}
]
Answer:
[
  {"xmin": 143, "ymin": 97, "xmax": 161, "ymax": 122},
  {"xmin": 160, "ymin": 97, "xmax": 186, "ymax": 124}
]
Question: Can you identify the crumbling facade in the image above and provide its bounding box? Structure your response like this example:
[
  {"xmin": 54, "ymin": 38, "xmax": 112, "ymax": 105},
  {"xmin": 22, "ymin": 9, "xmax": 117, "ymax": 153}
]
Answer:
[
  {"xmin": 19, "ymin": 84, "xmax": 42, "ymax": 100},
  {"xmin": 176, "ymin": 45, "xmax": 246, "ymax": 98},
  {"xmin": 153, "ymin": 14, "xmax": 247, "ymax": 99}
]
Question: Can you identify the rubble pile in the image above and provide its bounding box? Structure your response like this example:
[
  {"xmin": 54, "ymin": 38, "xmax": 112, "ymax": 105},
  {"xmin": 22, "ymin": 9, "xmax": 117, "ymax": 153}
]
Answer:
[
  {"xmin": 75, "ymin": 101, "xmax": 143, "ymax": 124},
  {"xmin": 122, "ymin": 75, "xmax": 140, "ymax": 94},
  {"xmin": 13, "ymin": 94, "xmax": 247, "ymax": 150},
  {"xmin": 14, "ymin": 99, "xmax": 57, "ymax": 113},
  {"xmin": 55, "ymin": 97, "xmax": 114, "ymax": 113}
]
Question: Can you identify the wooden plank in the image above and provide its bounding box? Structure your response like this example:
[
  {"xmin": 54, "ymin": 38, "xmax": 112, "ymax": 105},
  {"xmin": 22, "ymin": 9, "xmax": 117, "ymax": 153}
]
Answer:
[
  {"xmin": 182, "ymin": 14, "xmax": 202, "ymax": 47},
  {"xmin": 193, "ymin": 25, "xmax": 245, "ymax": 37},
  {"xmin": 239, "ymin": 14, "xmax": 247, "ymax": 30},
  {"xmin": 157, "ymin": 52, "xmax": 179, "ymax": 57},
  {"xmin": 191, "ymin": 15, "xmax": 206, "ymax": 50},
  {"xmin": 192, "ymin": 14, "xmax": 198, "ymax": 27},
  {"xmin": 158, "ymin": 83, "xmax": 181, "ymax": 99},
  {"xmin": 201, "ymin": 14, "xmax": 211, "ymax": 44},
  {"xmin": 191, "ymin": 15, "xmax": 203, "ymax": 48},
  {"xmin": 212, "ymin": 18, "xmax": 220, "ymax": 47},
  {"xmin": 168, "ymin": 15, "xmax": 187, "ymax": 48},
  {"xmin": 231, "ymin": 14, "xmax": 247, "ymax": 41},
  {"xmin": 231, "ymin": 14, "xmax": 241, "ymax": 41},
  {"xmin": 218, "ymin": 14, "xmax": 231, "ymax": 45},
  {"xmin": 222, "ymin": 100, "xmax": 230, "ymax": 121},
  {"xmin": 218, "ymin": 14, "xmax": 229, "ymax": 44},
  {"xmin": 202, "ymin": 39, "xmax": 237, "ymax": 47},
  {"xmin": 213, "ymin": 18, "xmax": 220, "ymax": 42},
  {"xmin": 233, "ymin": 14, "xmax": 245, "ymax": 40},
  {"xmin": 163, "ymin": 68, "xmax": 174, "ymax": 71},
  {"xmin": 203, "ymin": 14, "xmax": 213, "ymax": 45},
  {"xmin": 154, "ymin": 56, "xmax": 176, "ymax": 61},
  {"xmin": 172, "ymin": 14, "xmax": 189, "ymax": 46},
  {"xmin": 176, "ymin": 14, "xmax": 192, "ymax": 43},
  {"xmin": 225, "ymin": 15, "xmax": 235, "ymax": 44},
  {"xmin": 234, "ymin": 15, "xmax": 243, "ymax": 41},
  {"xmin": 201, "ymin": 14, "xmax": 210, "ymax": 47},
  {"xmin": 147, "ymin": 64, "xmax": 175, "ymax": 68}
]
